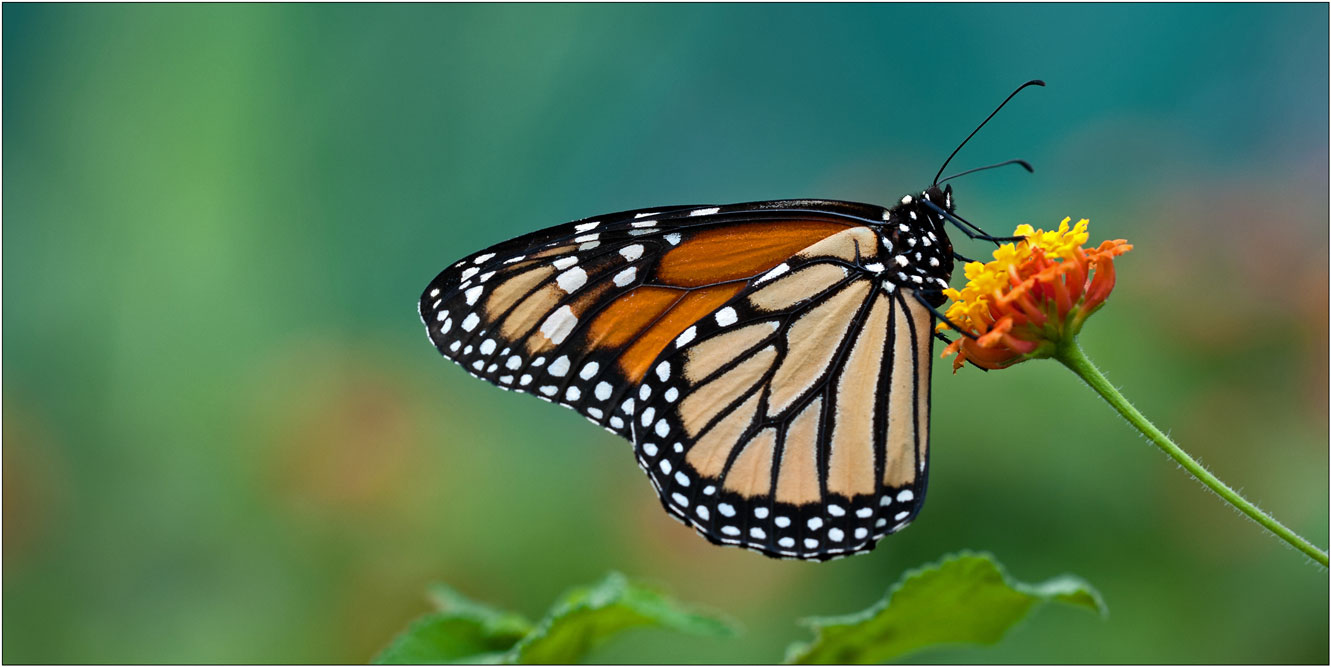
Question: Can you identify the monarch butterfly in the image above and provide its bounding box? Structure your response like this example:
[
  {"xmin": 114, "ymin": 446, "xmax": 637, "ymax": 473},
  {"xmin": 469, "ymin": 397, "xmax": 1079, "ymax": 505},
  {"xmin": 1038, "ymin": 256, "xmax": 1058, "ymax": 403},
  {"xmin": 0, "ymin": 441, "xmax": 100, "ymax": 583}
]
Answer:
[{"xmin": 419, "ymin": 81, "xmax": 1043, "ymax": 561}]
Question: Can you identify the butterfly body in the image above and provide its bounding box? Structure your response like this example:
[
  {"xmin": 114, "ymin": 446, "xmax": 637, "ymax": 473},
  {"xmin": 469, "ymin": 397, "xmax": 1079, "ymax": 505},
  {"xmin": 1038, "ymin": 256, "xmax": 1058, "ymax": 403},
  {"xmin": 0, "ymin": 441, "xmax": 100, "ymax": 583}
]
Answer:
[{"xmin": 420, "ymin": 185, "xmax": 957, "ymax": 561}]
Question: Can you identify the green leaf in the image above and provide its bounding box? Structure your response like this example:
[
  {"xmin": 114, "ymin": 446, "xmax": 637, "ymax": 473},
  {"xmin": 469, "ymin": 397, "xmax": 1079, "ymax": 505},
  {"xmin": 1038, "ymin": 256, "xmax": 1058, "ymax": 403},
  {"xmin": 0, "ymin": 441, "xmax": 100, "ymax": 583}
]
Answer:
[
  {"xmin": 506, "ymin": 572, "xmax": 737, "ymax": 664},
  {"xmin": 375, "ymin": 574, "xmax": 735, "ymax": 665},
  {"xmin": 373, "ymin": 584, "xmax": 533, "ymax": 664},
  {"xmin": 786, "ymin": 552, "xmax": 1106, "ymax": 664}
]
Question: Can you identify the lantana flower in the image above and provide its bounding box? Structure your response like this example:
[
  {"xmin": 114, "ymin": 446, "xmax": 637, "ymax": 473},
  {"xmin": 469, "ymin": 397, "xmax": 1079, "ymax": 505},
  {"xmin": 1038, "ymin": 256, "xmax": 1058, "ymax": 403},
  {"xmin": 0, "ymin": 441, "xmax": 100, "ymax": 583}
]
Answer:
[
  {"xmin": 938, "ymin": 217, "xmax": 1132, "ymax": 371},
  {"xmin": 934, "ymin": 219, "xmax": 1327, "ymax": 566}
]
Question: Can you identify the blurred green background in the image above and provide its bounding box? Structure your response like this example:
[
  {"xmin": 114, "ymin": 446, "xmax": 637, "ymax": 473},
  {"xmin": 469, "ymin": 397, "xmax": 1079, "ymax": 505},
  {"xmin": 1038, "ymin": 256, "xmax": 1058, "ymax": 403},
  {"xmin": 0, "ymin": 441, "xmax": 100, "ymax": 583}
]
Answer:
[{"xmin": 4, "ymin": 3, "xmax": 1327, "ymax": 664}]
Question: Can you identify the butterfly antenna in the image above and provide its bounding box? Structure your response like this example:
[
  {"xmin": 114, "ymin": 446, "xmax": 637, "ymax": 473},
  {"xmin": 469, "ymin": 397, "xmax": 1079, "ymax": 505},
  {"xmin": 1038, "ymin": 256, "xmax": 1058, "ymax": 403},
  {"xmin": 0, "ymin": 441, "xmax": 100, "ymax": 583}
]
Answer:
[
  {"xmin": 937, "ymin": 158, "xmax": 1033, "ymax": 185},
  {"xmin": 933, "ymin": 80, "xmax": 1045, "ymax": 186}
]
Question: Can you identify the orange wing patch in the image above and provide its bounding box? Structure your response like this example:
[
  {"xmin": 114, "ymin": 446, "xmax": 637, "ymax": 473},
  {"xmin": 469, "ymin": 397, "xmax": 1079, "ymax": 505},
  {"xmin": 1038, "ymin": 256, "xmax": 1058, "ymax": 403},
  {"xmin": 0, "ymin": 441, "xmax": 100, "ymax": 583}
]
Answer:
[
  {"xmin": 586, "ymin": 283, "xmax": 748, "ymax": 383},
  {"xmin": 584, "ymin": 287, "xmax": 682, "ymax": 350},
  {"xmin": 619, "ymin": 283, "xmax": 744, "ymax": 382},
  {"xmin": 655, "ymin": 220, "xmax": 850, "ymax": 287}
]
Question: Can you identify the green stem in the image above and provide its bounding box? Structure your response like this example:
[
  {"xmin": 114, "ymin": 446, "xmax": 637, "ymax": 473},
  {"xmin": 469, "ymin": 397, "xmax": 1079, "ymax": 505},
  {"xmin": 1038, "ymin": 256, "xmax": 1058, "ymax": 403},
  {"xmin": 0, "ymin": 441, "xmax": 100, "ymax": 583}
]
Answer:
[{"xmin": 1054, "ymin": 336, "xmax": 1328, "ymax": 567}]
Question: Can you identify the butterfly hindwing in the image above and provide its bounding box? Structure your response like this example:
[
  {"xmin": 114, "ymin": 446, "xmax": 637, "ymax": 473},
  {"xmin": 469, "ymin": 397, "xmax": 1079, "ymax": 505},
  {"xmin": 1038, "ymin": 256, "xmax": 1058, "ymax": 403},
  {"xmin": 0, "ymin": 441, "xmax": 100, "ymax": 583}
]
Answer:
[{"xmin": 629, "ymin": 231, "xmax": 937, "ymax": 561}]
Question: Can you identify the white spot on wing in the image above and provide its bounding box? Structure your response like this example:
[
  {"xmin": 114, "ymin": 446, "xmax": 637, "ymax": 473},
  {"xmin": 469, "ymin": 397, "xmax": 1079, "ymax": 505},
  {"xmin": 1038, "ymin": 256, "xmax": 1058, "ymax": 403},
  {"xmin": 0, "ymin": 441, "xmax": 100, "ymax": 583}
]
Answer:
[
  {"xmin": 675, "ymin": 326, "xmax": 697, "ymax": 347},
  {"xmin": 613, "ymin": 266, "xmax": 637, "ymax": 286},
  {"xmin": 579, "ymin": 361, "xmax": 599, "ymax": 380},
  {"xmin": 755, "ymin": 263, "xmax": 790, "ymax": 284},
  {"xmin": 664, "ymin": 233, "xmax": 682, "ymax": 245},
  {"xmin": 715, "ymin": 307, "xmax": 738, "ymax": 326},
  {"xmin": 556, "ymin": 267, "xmax": 588, "ymax": 293},
  {"xmin": 464, "ymin": 286, "xmax": 484, "ymax": 305},
  {"xmin": 690, "ymin": 207, "xmax": 720, "ymax": 216},
  {"xmin": 461, "ymin": 313, "xmax": 480, "ymax": 331},
  {"xmin": 575, "ymin": 222, "xmax": 599, "ymax": 232},
  {"xmin": 619, "ymin": 244, "xmax": 645, "ymax": 262},
  {"xmin": 548, "ymin": 355, "xmax": 570, "ymax": 377},
  {"xmin": 539, "ymin": 306, "xmax": 578, "ymax": 344},
  {"xmin": 553, "ymin": 256, "xmax": 578, "ymax": 270}
]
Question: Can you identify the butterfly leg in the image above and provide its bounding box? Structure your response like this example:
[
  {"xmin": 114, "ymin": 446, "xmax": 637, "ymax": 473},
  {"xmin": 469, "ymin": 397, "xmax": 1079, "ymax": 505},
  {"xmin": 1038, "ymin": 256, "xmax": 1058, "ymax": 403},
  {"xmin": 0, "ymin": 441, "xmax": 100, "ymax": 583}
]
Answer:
[
  {"xmin": 911, "ymin": 290, "xmax": 978, "ymax": 341},
  {"xmin": 921, "ymin": 200, "xmax": 1024, "ymax": 244}
]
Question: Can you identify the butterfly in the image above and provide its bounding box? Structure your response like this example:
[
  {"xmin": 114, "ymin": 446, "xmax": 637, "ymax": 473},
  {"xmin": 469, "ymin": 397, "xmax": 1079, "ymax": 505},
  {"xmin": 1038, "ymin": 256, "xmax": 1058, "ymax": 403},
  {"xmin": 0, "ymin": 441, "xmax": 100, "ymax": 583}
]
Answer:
[{"xmin": 418, "ymin": 81, "xmax": 1043, "ymax": 561}]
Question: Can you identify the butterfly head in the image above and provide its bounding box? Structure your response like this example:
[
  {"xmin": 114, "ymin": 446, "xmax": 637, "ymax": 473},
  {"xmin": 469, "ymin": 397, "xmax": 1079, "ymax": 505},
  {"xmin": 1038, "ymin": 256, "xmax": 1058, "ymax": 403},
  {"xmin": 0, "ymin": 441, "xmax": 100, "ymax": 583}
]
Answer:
[
  {"xmin": 875, "ymin": 186, "xmax": 955, "ymax": 305},
  {"xmin": 924, "ymin": 184, "xmax": 953, "ymax": 212}
]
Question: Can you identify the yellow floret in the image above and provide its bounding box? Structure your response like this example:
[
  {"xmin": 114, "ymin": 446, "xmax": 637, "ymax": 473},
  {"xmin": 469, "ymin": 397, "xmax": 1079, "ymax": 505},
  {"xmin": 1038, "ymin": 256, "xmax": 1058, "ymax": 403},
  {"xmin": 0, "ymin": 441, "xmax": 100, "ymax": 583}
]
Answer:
[{"xmin": 936, "ymin": 218, "xmax": 1092, "ymax": 333}]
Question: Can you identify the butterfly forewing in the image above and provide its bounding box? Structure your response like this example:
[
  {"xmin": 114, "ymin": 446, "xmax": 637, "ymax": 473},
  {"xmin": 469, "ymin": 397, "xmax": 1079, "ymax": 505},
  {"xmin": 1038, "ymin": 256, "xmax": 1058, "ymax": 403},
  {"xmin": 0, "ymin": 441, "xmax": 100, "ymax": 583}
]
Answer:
[
  {"xmin": 420, "ymin": 192, "xmax": 954, "ymax": 561},
  {"xmin": 419, "ymin": 202, "xmax": 874, "ymax": 433}
]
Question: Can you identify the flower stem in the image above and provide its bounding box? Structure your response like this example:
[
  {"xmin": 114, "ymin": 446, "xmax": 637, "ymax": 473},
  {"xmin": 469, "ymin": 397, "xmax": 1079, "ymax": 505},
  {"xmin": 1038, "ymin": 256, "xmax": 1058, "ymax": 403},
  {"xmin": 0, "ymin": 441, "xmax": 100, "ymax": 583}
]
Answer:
[{"xmin": 1054, "ymin": 337, "xmax": 1328, "ymax": 567}]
